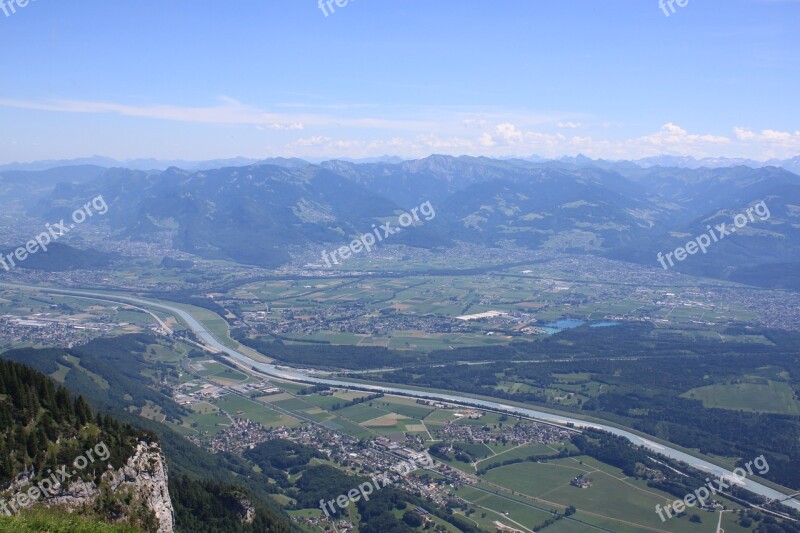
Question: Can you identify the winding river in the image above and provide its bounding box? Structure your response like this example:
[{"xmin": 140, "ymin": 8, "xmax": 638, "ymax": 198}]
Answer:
[{"xmin": 4, "ymin": 282, "xmax": 798, "ymax": 511}]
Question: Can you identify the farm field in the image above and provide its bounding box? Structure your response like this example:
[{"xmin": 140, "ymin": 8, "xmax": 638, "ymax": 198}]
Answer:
[
  {"xmin": 335, "ymin": 403, "xmax": 389, "ymax": 423},
  {"xmin": 214, "ymin": 394, "xmax": 300, "ymax": 427},
  {"xmin": 374, "ymin": 397, "xmax": 435, "ymax": 419},
  {"xmin": 476, "ymin": 442, "xmax": 562, "ymax": 467},
  {"xmin": 479, "ymin": 457, "xmax": 742, "ymax": 532},
  {"xmin": 682, "ymin": 379, "xmax": 800, "ymax": 415},
  {"xmin": 227, "ymin": 268, "xmax": 765, "ymax": 355},
  {"xmin": 181, "ymin": 402, "xmax": 229, "ymax": 435},
  {"xmin": 191, "ymin": 360, "xmax": 249, "ymax": 384},
  {"xmin": 454, "ymin": 485, "xmax": 555, "ymax": 531}
]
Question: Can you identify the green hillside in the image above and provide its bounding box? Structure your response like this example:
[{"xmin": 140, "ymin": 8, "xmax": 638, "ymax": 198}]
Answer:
[{"xmin": 0, "ymin": 509, "xmax": 140, "ymax": 532}]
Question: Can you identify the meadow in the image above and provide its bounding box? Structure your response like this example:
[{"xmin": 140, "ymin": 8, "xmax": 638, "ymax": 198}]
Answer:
[
  {"xmin": 479, "ymin": 457, "xmax": 733, "ymax": 532},
  {"xmin": 683, "ymin": 378, "xmax": 800, "ymax": 415}
]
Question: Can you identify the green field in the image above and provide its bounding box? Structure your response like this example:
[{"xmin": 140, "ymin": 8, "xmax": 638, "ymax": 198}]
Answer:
[
  {"xmin": 335, "ymin": 403, "xmax": 390, "ymax": 423},
  {"xmin": 483, "ymin": 458, "xmax": 588, "ymax": 495},
  {"xmin": 481, "ymin": 457, "xmax": 718, "ymax": 532},
  {"xmin": 683, "ymin": 379, "xmax": 800, "ymax": 415},
  {"xmin": 319, "ymin": 416, "xmax": 375, "ymax": 439},
  {"xmin": 214, "ymin": 394, "xmax": 299, "ymax": 427},
  {"xmin": 476, "ymin": 442, "xmax": 561, "ymax": 467},
  {"xmin": 297, "ymin": 393, "xmax": 347, "ymax": 410},
  {"xmin": 227, "ymin": 267, "xmax": 770, "ymax": 356},
  {"xmin": 272, "ymin": 397, "xmax": 315, "ymax": 411},
  {"xmin": 182, "ymin": 402, "xmax": 229, "ymax": 434},
  {"xmin": 455, "ymin": 442, "xmax": 495, "ymax": 460},
  {"xmin": 373, "ymin": 398, "xmax": 435, "ymax": 419},
  {"xmin": 456, "ymin": 485, "xmax": 556, "ymax": 531},
  {"xmin": 193, "ymin": 361, "xmax": 249, "ymax": 382}
]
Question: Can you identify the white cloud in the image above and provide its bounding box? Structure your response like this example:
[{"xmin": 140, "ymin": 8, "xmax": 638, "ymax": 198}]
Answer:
[
  {"xmin": 632, "ymin": 123, "xmax": 730, "ymax": 154},
  {"xmin": 494, "ymin": 123, "xmax": 525, "ymax": 144},
  {"xmin": 292, "ymin": 135, "xmax": 331, "ymax": 147},
  {"xmin": 1, "ymin": 95, "xmax": 798, "ymax": 161},
  {"xmin": 479, "ymin": 132, "xmax": 496, "ymax": 147},
  {"xmin": 257, "ymin": 122, "xmax": 304, "ymax": 131},
  {"xmin": 281, "ymin": 121, "xmax": 796, "ymax": 161},
  {"xmin": 734, "ymin": 127, "xmax": 757, "ymax": 140},
  {"xmin": 0, "ymin": 96, "xmax": 430, "ymax": 131},
  {"xmin": 462, "ymin": 118, "xmax": 488, "ymax": 128},
  {"xmin": 733, "ymin": 127, "xmax": 800, "ymax": 157}
]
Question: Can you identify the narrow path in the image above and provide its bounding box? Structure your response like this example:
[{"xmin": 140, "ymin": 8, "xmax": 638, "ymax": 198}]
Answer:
[
  {"xmin": 475, "ymin": 443, "xmax": 528, "ymax": 465},
  {"xmin": 420, "ymin": 419, "xmax": 434, "ymax": 441},
  {"xmin": 474, "ymin": 505, "xmax": 532, "ymax": 533}
]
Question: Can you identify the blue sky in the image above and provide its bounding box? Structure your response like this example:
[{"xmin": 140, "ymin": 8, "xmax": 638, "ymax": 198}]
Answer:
[{"xmin": 1, "ymin": 0, "xmax": 798, "ymax": 163}]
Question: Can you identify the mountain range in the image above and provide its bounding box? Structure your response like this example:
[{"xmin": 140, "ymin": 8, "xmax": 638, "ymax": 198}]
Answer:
[
  {"xmin": 3, "ymin": 154, "xmax": 800, "ymax": 174},
  {"xmin": 7, "ymin": 155, "xmax": 800, "ymax": 289}
]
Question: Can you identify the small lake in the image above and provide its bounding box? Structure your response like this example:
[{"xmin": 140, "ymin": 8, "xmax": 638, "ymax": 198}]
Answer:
[
  {"xmin": 542, "ymin": 319, "xmax": 619, "ymax": 333},
  {"xmin": 545, "ymin": 319, "xmax": 585, "ymax": 329}
]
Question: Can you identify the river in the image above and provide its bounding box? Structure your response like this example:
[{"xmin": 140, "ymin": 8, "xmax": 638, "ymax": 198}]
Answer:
[{"xmin": 3, "ymin": 282, "xmax": 798, "ymax": 511}]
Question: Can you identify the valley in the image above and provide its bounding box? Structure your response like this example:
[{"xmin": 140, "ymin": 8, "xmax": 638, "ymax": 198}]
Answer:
[
  {"xmin": 4, "ymin": 3, "xmax": 800, "ymax": 531},
  {"xmin": 3, "ymin": 156, "xmax": 800, "ymax": 532},
  {"xmin": 2, "ymin": 275, "xmax": 799, "ymax": 532}
]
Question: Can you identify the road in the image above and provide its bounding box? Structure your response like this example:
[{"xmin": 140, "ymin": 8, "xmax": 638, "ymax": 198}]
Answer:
[{"xmin": 3, "ymin": 282, "xmax": 799, "ymax": 512}]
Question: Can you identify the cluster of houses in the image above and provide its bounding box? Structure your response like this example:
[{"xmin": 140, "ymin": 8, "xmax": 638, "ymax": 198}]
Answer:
[
  {"xmin": 0, "ymin": 311, "xmax": 115, "ymax": 348},
  {"xmin": 435, "ymin": 418, "xmax": 572, "ymax": 446},
  {"xmin": 197, "ymin": 418, "xmax": 282, "ymax": 454}
]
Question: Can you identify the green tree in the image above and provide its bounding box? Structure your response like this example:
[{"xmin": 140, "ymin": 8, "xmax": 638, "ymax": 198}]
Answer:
[{"xmin": 403, "ymin": 511, "xmax": 424, "ymax": 528}]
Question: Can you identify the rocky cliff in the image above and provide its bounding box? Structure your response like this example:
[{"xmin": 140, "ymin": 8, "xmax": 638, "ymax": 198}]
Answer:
[
  {"xmin": 103, "ymin": 441, "xmax": 175, "ymax": 533},
  {"xmin": 6, "ymin": 441, "xmax": 174, "ymax": 532}
]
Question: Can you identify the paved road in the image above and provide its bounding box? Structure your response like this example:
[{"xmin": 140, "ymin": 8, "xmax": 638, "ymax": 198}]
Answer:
[{"xmin": 4, "ymin": 282, "xmax": 799, "ymax": 512}]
